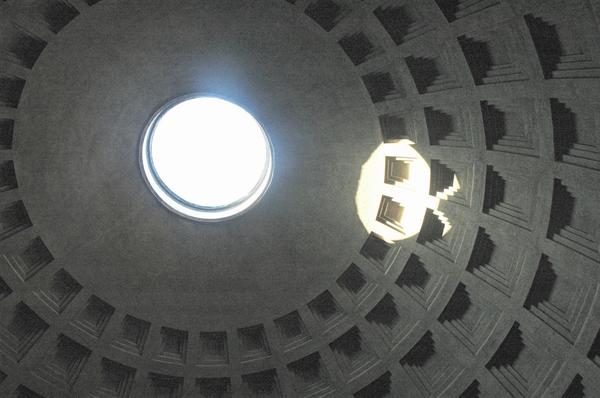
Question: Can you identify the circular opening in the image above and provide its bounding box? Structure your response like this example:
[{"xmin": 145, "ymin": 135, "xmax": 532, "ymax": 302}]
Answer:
[{"xmin": 140, "ymin": 95, "xmax": 273, "ymax": 221}]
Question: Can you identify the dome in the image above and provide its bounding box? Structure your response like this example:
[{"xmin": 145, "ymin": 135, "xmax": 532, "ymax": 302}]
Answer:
[{"xmin": 0, "ymin": 0, "xmax": 599, "ymax": 396}]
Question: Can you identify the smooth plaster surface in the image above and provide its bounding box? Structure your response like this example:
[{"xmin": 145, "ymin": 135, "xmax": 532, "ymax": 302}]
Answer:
[{"xmin": 15, "ymin": 0, "xmax": 379, "ymax": 327}]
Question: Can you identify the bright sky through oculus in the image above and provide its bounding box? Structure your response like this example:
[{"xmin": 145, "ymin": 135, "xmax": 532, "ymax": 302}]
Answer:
[{"xmin": 141, "ymin": 96, "xmax": 273, "ymax": 221}]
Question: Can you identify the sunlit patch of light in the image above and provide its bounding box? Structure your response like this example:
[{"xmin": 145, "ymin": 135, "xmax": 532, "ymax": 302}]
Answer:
[{"xmin": 356, "ymin": 140, "xmax": 458, "ymax": 242}]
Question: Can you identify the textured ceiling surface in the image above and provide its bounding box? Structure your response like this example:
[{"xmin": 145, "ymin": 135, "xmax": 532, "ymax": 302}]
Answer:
[
  {"xmin": 14, "ymin": 0, "xmax": 377, "ymax": 327},
  {"xmin": 0, "ymin": 0, "xmax": 599, "ymax": 397}
]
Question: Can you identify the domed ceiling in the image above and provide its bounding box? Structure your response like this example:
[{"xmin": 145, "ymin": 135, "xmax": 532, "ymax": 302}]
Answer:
[{"xmin": 0, "ymin": 0, "xmax": 599, "ymax": 397}]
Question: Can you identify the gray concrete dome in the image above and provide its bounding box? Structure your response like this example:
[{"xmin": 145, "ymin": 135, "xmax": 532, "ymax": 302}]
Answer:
[{"xmin": 0, "ymin": 0, "xmax": 599, "ymax": 397}]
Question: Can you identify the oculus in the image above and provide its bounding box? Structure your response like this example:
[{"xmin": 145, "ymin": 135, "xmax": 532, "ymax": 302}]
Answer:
[{"xmin": 140, "ymin": 95, "xmax": 273, "ymax": 221}]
